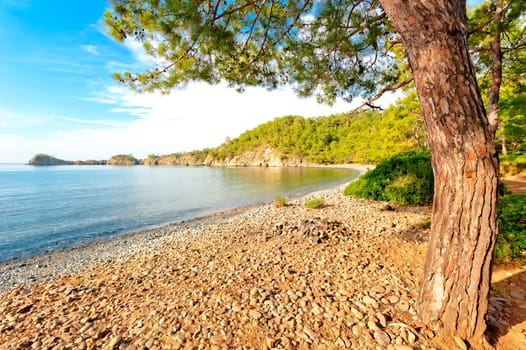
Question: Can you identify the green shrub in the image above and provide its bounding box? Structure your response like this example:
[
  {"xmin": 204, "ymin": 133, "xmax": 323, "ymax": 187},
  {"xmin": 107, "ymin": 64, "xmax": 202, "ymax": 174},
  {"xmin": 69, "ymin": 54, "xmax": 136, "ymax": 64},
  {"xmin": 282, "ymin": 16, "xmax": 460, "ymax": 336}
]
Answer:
[
  {"xmin": 343, "ymin": 150, "xmax": 434, "ymax": 205},
  {"xmin": 274, "ymin": 196, "xmax": 288, "ymax": 208},
  {"xmin": 305, "ymin": 197, "xmax": 325, "ymax": 209},
  {"xmin": 495, "ymin": 194, "xmax": 526, "ymax": 264}
]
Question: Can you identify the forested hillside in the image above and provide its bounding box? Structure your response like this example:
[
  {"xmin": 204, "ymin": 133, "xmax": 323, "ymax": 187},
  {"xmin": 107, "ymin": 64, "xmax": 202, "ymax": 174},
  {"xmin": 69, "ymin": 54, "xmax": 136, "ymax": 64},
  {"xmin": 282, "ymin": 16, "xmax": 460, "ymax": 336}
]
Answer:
[
  {"xmin": 207, "ymin": 92, "xmax": 424, "ymax": 165},
  {"xmin": 149, "ymin": 88, "xmax": 523, "ymax": 167}
]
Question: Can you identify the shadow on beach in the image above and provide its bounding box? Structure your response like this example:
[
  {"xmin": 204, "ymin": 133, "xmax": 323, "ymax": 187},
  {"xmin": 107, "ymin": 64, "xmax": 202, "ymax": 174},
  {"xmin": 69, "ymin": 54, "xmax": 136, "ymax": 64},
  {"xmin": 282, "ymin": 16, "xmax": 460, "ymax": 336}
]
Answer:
[{"xmin": 488, "ymin": 267, "xmax": 526, "ymax": 348}]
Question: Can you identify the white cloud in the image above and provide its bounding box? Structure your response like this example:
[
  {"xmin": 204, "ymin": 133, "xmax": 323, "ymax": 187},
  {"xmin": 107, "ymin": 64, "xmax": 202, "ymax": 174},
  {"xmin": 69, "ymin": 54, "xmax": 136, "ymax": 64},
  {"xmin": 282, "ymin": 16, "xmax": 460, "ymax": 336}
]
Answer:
[
  {"xmin": 81, "ymin": 45, "xmax": 100, "ymax": 55},
  {"xmin": 83, "ymin": 97, "xmax": 118, "ymax": 104},
  {"xmin": 0, "ymin": 81, "xmax": 403, "ymax": 163},
  {"xmin": 102, "ymin": 82, "xmax": 355, "ymax": 150}
]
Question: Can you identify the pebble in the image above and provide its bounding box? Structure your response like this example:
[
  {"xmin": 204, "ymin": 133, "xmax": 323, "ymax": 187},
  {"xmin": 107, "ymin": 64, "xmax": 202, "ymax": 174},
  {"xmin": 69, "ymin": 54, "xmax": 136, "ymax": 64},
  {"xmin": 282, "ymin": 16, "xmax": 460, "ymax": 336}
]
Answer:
[
  {"xmin": 0, "ymin": 186, "xmax": 443, "ymax": 349},
  {"xmin": 107, "ymin": 335, "xmax": 122, "ymax": 349},
  {"xmin": 374, "ymin": 330, "xmax": 391, "ymax": 346},
  {"xmin": 363, "ymin": 295, "xmax": 378, "ymax": 308}
]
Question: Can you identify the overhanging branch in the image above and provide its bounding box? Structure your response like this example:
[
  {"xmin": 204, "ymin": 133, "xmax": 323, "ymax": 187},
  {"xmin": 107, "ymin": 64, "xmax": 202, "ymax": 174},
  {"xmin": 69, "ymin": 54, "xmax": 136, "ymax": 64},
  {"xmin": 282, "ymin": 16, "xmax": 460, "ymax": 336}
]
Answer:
[{"xmin": 350, "ymin": 77, "xmax": 414, "ymax": 115}]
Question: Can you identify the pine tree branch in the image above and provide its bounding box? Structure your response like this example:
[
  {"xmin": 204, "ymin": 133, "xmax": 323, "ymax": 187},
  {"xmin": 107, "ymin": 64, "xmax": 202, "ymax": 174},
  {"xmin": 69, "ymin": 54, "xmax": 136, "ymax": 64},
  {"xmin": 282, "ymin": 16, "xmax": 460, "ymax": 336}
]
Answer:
[{"xmin": 350, "ymin": 77, "xmax": 414, "ymax": 115}]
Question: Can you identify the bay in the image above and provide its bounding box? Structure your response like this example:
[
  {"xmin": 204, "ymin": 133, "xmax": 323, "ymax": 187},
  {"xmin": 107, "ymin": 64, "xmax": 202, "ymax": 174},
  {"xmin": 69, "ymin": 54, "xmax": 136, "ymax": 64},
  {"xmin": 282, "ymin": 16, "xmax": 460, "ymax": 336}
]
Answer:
[{"xmin": 0, "ymin": 164, "xmax": 357, "ymax": 262}]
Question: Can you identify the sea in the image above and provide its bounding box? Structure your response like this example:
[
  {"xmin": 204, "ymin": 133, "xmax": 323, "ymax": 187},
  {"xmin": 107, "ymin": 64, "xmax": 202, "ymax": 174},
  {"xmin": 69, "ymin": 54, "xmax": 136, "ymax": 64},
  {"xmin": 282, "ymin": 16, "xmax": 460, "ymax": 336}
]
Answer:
[{"xmin": 0, "ymin": 164, "xmax": 358, "ymax": 263}]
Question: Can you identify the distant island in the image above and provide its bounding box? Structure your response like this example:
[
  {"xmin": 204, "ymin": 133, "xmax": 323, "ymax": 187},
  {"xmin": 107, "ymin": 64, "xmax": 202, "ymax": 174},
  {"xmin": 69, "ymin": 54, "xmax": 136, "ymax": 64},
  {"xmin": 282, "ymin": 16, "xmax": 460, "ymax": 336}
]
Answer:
[
  {"xmin": 28, "ymin": 153, "xmax": 106, "ymax": 166},
  {"xmin": 28, "ymin": 153, "xmax": 139, "ymax": 166}
]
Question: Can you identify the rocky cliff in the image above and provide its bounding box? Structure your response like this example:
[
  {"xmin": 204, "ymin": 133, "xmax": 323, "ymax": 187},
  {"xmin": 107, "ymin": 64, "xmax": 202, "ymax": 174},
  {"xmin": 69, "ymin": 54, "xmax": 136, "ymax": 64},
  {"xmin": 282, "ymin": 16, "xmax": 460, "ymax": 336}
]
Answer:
[{"xmin": 141, "ymin": 147, "xmax": 310, "ymax": 167}]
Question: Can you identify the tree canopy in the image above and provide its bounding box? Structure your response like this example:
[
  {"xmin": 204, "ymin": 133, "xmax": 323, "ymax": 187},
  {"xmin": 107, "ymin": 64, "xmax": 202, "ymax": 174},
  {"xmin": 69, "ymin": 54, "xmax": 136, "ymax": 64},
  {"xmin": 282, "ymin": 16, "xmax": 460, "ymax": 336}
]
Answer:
[
  {"xmin": 469, "ymin": 0, "xmax": 525, "ymax": 96},
  {"xmin": 105, "ymin": 0, "xmax": 406, "ymax": 104}
]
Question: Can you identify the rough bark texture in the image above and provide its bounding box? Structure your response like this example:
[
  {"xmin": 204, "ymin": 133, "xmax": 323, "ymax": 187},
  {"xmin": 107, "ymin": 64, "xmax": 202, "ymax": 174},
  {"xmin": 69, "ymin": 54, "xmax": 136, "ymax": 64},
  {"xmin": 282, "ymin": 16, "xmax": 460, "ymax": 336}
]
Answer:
[
  {"xmin": 378, "ymin": 0, "xmax": 499, "ymax": 347},
  {"xmin": 488, "ymin": 0, "xmax": 504, "ymax": 138}
]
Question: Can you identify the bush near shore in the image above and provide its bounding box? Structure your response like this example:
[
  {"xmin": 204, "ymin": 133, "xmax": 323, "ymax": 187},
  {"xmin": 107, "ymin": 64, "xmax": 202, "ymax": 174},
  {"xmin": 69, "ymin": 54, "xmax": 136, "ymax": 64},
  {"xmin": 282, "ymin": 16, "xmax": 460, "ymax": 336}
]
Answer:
[
  {"xmin": 344, "ymin": 150, "xmax": 526, "ymax": 264},
  {"xmin": 343, "ymin": 150, "xmax": 433, "ymax": 206}
]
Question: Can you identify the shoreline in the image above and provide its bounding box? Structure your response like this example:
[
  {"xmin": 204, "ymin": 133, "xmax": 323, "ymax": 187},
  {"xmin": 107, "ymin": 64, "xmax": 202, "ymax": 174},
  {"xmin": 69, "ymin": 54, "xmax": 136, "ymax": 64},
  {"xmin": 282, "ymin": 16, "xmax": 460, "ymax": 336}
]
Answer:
[
  {"xmin": 0, "ymin": 182, "xmax": 440, "ymax": 349},
  {"xmin": 0, "ymin": 164, "xmax": 371, "ymax": 292},
  {"xmin": 0, "ymin": 166, "xmax": 369, "ymax": 294},
  {"xmin": 0, "ymin": 204, "xmax": 258, "ymax": 294}
]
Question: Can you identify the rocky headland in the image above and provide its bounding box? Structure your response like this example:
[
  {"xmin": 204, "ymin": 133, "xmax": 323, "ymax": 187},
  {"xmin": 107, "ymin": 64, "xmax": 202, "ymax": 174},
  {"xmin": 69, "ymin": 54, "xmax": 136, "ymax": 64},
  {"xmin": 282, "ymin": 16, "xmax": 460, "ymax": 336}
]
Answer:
[
  {"xmin": 142, "ymin": 147, "xmax": 308, "ymax": 167},
  {"xmin": 28, "ymin": 154, "xmax": 106, "ymax": 166},
  {"xmin": 29, "ymin": 148, "xmax": 322, "ymax": 168},
  {"xmin": 0, "ymin": 185, "xmax": 522, "ymax": 349}
]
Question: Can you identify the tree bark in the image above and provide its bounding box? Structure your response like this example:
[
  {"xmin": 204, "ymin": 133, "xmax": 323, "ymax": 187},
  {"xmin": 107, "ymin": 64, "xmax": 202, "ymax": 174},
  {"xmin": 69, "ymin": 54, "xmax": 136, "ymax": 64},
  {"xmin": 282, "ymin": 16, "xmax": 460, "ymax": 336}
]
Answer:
[
  {"xmin": 488, "ymin": 0, "xmax": 504, "ymax": 138},
  {"xmin": 379, "ymin": 0, "xmax": 499, "ymax": 347}
]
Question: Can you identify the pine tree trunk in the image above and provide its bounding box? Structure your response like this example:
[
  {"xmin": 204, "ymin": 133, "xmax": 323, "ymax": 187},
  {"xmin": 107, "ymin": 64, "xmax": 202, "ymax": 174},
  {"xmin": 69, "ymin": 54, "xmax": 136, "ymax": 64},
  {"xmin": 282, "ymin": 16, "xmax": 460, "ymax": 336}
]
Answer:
[
  {"xmin": 488, "ymin": 0, "xmax": 504, "ymax": 137},
  {"xmin": 379, "ymin": 0, "xmax": 499, "ymax": 347}
]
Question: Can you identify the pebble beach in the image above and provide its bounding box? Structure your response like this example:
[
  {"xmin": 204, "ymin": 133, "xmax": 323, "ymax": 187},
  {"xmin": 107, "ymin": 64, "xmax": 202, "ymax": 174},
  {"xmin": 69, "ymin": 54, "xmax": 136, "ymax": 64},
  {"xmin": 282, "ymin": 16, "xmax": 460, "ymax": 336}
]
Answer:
[{"xmin": 0, "ymin": 184, "xmax": 522, "ymax": 349}]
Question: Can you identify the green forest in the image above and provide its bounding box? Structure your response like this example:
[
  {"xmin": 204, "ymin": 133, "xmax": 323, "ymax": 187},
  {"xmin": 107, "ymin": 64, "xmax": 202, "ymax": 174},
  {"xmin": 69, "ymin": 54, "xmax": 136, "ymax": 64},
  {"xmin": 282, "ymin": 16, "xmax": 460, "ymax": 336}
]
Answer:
[
  {"xmin": 181, "ymin": 88, "xmax": 524, "ymax": 170},
  {"xmin": 197, "ymin": 92, "xmax": 424, "ymax": 164}
]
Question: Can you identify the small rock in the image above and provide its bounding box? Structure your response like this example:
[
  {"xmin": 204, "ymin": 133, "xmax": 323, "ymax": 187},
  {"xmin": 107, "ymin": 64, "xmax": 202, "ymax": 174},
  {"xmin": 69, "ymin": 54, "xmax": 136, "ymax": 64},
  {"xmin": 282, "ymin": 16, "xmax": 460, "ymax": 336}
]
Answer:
[
  {"xmin": 303, "ymin": 326, "xmax": 317, "ymax": 342},
  {"xmin": 406, "ymin": 330, "xmax": 416, "ymax": 345},
  {"xmin": 387, "ymin": 295, "xmax": 400, "ymax": 304},
  {"xmin": 108, "ymin": 335, "xmax": 122, "ymax": 349},
  {"xmin": 376, "ymin": 312, "xmax": 387, "ymax": 328},
  {"xmin": 312, "ymin": 303, "xmax": 323, "ymax": 316},
  {"xmin": 363, "ymin": 296, "xmax": 378, "ymax": 308},
  {"xmin": 350, "ymin": 307, "xmax": 364, "ymax": 320},
  {"xmin": 367, "ymin": 320, "xmax": 380, "ymax": 332},
  {"xmin": 374, "ymin": 330, "xmax": 391, "ymax": 346},
  {"xmin": 397, "ymin": 300, "xmax": 410, "ymax": 312},
  {"xmin": 249, "ymin": 309, "xmax": 262, "ymax": 319}
]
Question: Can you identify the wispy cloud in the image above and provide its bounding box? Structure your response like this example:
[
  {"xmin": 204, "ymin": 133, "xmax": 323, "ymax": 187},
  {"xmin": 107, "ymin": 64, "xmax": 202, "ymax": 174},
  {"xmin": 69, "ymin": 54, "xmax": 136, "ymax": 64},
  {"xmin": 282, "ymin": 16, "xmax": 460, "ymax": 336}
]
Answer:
[
  {"xmin": 83, "ymin": 97, "xmax": 118, "ymax": 104},
  {"xmin": 81, "ymin": 45, "xmax": 100, "ymax": 55}
]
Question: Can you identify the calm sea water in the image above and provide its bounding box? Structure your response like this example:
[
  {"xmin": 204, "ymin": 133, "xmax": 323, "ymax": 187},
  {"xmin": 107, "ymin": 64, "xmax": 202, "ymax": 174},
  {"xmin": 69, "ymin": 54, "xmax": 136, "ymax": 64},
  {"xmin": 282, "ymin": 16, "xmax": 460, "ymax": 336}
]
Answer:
[{"xmin": 0, "ymin": 164, "xmax": 357, "ymax": 262}]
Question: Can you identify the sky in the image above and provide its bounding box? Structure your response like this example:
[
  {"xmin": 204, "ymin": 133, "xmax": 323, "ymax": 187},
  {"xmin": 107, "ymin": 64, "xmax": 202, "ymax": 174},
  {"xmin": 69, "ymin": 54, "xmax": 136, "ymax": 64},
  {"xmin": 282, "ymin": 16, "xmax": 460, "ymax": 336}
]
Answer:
[{"xmin": 0, "ymin": 0, "xmax": 482, "ymax": 163}]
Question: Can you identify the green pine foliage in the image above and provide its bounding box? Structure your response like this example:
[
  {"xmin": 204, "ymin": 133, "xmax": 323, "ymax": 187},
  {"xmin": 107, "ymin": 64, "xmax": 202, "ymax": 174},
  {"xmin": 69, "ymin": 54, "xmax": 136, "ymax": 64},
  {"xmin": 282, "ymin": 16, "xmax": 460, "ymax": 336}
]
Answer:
[
  {"xmin": 343, "ymin": 150, "xmax": 434, "ymax": 205},
  {"xmin": 495, "ymin": 194, "xmax": 526, "ymax": 264},
  {"xmin": 209, "ymin": 92, "xmax": 424, "ymax": 164}
]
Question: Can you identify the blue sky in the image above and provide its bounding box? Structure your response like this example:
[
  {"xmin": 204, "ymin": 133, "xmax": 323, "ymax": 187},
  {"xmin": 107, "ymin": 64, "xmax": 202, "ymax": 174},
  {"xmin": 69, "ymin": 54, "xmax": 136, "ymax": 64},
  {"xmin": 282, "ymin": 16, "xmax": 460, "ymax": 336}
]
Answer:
[{"xmin": 0, "ymin": 0, "xmax": 482, "ymax": 163}]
